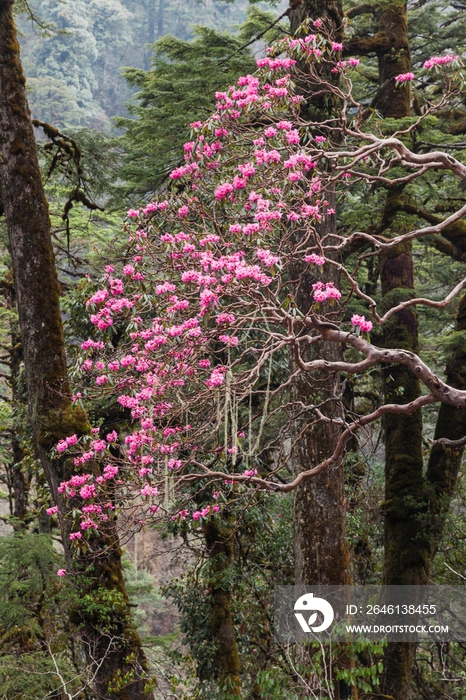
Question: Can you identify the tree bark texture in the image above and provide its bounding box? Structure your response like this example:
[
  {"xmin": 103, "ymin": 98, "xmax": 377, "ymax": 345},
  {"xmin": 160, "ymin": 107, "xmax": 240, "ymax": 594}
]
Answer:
[
  {"xmin": 288, "ymin": 0, "xmax": 350, "ymax": 591},
  {"xmin": 289, "ymin": 0, "xmax": 343, "ymax": 36},
  {"xmin": 288, "ymin": 4, "xmax": 352, "ymax": 698},
  {"xmin": 203, "ymin": 519, "xmax": 241, "ymax": 697},
  {"xmin": 375, "ymin": 9, "xmax": 420, "ymax": 697},
  {"xmin": 0, "ymin": 4, "xmax": 153, "ymax": 698},
  {"xmin": 345, "ymin": 2, "xmax": 411, "ymax": 118},
  {"xmin": 425, "ymin": 294, "xmax": 466, "ymax": 566}
]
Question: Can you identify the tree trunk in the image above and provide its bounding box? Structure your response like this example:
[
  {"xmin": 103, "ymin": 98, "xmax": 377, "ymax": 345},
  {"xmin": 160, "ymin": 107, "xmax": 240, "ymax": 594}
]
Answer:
[
  {"xmin": 0, "ymin": 4, "xmax": 153, "ymax": 698},
  {"xmin": 203, "ymin": 519, "xmax": 241, "ymax": 697},
  {"xmin": 288, "ymin": 4, "xmax": 352, "ymax": 699},
  {"xmin": 157, "ymin": 0, "xmax": 164, "ymax": 38},
  {"xmin": 375, "ymin": 7, "xmax": 421, "ymax": 698},
  {"xmin": 288, "ymin": 0, "xmax": 349, "ymax": 592},
  {"xmin": 289, "ymin": 0, "xmax": 343, "ymax": 37},
  {"xmin": 425, "ymin": 294, "xmax": 466, "ymax": 566},
  {"xmin": 344, "ymin": 3, "xmax": 411, "ymax": 118},
  {"xmin": 379, "ymin": 239, "xmax": 426, "ymax": 700},
  {"xmin": 375, "ymin": 4, "xmax": 411, "ymax": 118}
]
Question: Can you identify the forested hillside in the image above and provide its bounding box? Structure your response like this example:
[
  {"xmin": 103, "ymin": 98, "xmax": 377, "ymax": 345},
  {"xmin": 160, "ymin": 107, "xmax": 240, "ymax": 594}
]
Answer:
[
  {"xmin": 17, "ymin": 0, "xmax": 255, "ymax": 128},
  {"xmin": 1, "ymin": 0, "xmax": 466, "ymax": 699}
]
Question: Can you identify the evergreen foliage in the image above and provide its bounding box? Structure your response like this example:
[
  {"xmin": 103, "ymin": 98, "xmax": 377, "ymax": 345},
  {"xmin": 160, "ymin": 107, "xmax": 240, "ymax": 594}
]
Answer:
[{"xmin": 115, "ymin": 9, "xmax": 282, "ymax": 200}]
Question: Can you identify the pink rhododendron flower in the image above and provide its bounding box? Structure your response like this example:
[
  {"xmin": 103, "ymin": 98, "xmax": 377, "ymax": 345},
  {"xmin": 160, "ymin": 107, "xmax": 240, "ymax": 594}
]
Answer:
[
  {"xmin": 216, "ymin": 312, "xmax": 235, "ymax": 324},
  {"xmin": 305, "ymin": 254, "xmax": 325, "ymax": 266},
  {"xmin": 215, "ymin": 182, "xmax": 234, "ymax": 200},
  {"xmin": 206, "ymin": 368, "xmax": 226, "ymax": 389},
  {"xmin": 172, "ymin": 509, "xmax": 189, "ymax": 521},
  {"xmin": 80, "ymin": 518, "xmax": 98, "ymax": 531},
  {"xmin": 92, "ymin": 439, "xmax": 107, "ymax": 453},
  {"xmin": 351, "ymin": 314, "xmax": 373, "ymax": 333},
  {"xmin": 219, "ymin": 335, "xmax": 239, "ymax": 347},
  {"xmin": 103, "ymin": 464, "xmax": 118, "ymax": 479},
  {"xmin": 140, "ymin": 483, "xmax": 158, "ymax": 497},
  {"xmin": 256, "ymin": 248, "xmax": 280, "ymax": 266},
  {"xmin": 424, "ymin": 54, "xmax": 459, "ymax": 69},
  {"xmin": 80, "ymin": 483, "xmax": 96, "ymax": 500},
  {"xmin": 394, "ymin": 72, "xmax": 415, "ymax": 83},
  {"xmin": 57, "ymin": 569, "xmax": 67, "ymax": 577},
  {"xmin": 313, "ymin": 282, "xmax": 342, "ymax": 303}
]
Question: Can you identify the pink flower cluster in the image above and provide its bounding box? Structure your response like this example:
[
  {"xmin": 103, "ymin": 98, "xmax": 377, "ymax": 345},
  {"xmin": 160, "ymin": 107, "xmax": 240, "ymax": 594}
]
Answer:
[
  {"xmin": 256, "ymin": 57, "xmax": 296, "ymax": 70},
  {"xmin": 394, "ymin": 72, "xmax": 415, "ymax": 83},
  {"xmin": 424, "ymin": 54, "xmax": 459, "ymax": 69},
  {"xmin": 56, "ymin": 434, "xmax": 78, "ymax": 453},
  {"xmin": 61, "ymin": 24, "xmax": 405, "ymax": 539},
  {"xmin": 305, "ymin": 253, "xmax": 325, "ymax": 266},
  {"xmin": 313, "ymin": 282, "xmax": 342, "ymax": 303},
  {"xmin": 192, "ymin": 505, "xmax": 220, "ymax": 520},
  {"xmin": 206, "ymin": 367, "xmax": 226, "ymax": 389},
  {"xmin": 351, "ymin": 314, "xmax": 373, "ymax": 333},
  {"xmin": 256, "ymin": 248, "xmax": 280, "ymax": 267}
]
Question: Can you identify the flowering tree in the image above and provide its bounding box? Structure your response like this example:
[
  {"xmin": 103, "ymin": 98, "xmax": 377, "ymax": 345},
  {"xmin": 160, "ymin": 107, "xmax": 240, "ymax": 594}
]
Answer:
[
  {"xmin": 49, "ymin": 21, "xmax": 466, "ymax": 692},
  {"xmin": 46, "ymin": 18, "xmax": 466, "ymax": 695},
  {"xmin": 54, "ymin": 27, "xmax": 466, "ymax": 522}
]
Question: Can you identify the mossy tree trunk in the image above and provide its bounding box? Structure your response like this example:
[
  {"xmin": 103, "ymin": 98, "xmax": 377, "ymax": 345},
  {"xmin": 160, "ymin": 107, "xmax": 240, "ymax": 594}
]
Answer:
[
  {"xmin": 203, "ymin": 519, "xmax": 241, "ymax": 697},
  {"xmin": 374, "ymin": 3, "xmax": 411, "ymax": 118},
  {"xmin": 289, "ymin": 0, "xmax": 342, "ymax": 37},
  {"xmin": 374, "ymin": 7, "xmax": 422, "ymax": 698},
  {"xmin": 425, "ymin": 294, "xmax": 466, "ymax": 566},
  {"xmin": 345, "ymin": 2, "xmax": 411, "ymax": 118},
  {"xmin": 288, "ymin": 4, "xmax": 353, "ymax": 699},
  {"xmin": 288, "ymin": 0, "xmax": 349, "ymax": 592},
  {"xmin": 0, "ymin": 3, "xmax": 153, "ymax": 698},
  {"xmin": 379, "ymin": 238, "xmax": 427, "ymax": 699}
]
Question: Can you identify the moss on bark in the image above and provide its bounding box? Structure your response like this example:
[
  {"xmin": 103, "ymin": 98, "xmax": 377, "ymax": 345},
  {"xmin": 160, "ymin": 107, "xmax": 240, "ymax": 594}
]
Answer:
[
  {"xmin": 425, "ymin": 294, "xmax": 466, "ymax": 566},
  {"xmin": 374, "ymin": 12, "xmax": 421, "ymax": 695},
  {"xmin": 203, "ymin": 519, "xmax": 241, "ymax": 696}
]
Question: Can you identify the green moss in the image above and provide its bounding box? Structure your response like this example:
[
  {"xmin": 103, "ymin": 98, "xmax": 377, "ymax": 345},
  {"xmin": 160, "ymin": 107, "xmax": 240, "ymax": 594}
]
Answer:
[{"xmin": 37, "ymin": 403, "xmax": 90, "ymax": 450}]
